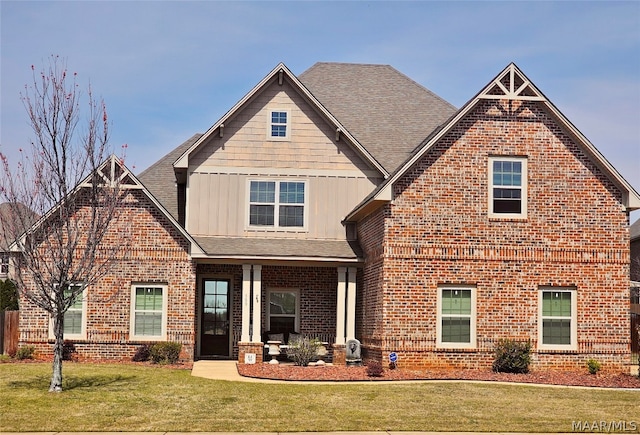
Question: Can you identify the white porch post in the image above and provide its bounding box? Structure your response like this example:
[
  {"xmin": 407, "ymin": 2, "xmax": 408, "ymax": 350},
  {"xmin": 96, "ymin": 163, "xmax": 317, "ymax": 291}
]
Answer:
[
  {"xmin": 345, "ymin": 267, "xmax": 357, "ymax": 341},
  {"xmin": 336, "ymin": 267, "xmax": 347, "ymax": 345},
  {"xmin": 241, "ymin": 264, "xmax": 251, "ymax": 342},
  {"xmin": 251, "ymin": 265, "xmax": 262, "ymax": 343}
]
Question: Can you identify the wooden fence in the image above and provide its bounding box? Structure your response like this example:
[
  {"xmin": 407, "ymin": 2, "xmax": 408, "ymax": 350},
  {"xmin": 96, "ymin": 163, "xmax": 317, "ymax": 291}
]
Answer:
[
  {"xmin": 1, "ymin": 310, "xmax": 19, "ymax": 355},
  {"xmin": 632, "ymin": 312, "xmax": 639, "ymax": 359}
]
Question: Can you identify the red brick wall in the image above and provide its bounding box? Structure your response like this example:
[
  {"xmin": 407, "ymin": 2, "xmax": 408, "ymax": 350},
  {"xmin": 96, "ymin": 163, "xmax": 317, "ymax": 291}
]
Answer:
[
  {"xmin": 18, "ymin": 189, "xmax": 197, "ymax": 362},
  {"xmin": 357, "ymin": 99, "xmax": 631, "ymax": 371}
]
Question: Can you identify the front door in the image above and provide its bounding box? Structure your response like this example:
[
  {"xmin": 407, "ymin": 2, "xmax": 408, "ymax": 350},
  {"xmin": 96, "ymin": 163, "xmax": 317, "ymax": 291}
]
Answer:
[{"xmin": 200, "ymin": 278, "xmax": 230, "ymax": 357}]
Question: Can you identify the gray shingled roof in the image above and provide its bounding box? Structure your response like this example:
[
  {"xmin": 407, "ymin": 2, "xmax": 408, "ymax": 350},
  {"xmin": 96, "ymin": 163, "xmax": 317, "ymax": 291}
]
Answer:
[
  {"xmin": 0, "ymin": 202, "xmax": 39, "ymax": 250},
  {"xmin": 299, "ymin": 62, "xmax": 457, "ymax": 173},
  {"xmin": 137, "ymin": 134, "xmax": 201, "ymax": 221},
  {"xmin": 194, "ymin": 236, "xmax": 361, "ymax": 260}
]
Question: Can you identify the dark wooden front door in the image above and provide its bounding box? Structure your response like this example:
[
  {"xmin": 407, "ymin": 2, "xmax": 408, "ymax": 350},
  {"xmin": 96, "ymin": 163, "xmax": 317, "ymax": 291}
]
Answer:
[{"xmin": 200, "ymin": 279, "xmax": 230, "ymax": 357}]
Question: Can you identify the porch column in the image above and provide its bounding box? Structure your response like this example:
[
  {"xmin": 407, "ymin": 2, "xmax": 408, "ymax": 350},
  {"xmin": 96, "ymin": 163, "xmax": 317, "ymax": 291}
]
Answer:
[
  {"xmin": 346, "ymin": 267, "xmax": 357, "ymax": 341},
  {"xmin": 335, "ymin": 267, "xmax": 347, "ymax": 345},
  {"xmin": 251, "ymin": 265, "xmax": 262, "ymax": 343},
  {"xmin": 241, "ymin": 264, "xmax": 252, "ymax": 342}
]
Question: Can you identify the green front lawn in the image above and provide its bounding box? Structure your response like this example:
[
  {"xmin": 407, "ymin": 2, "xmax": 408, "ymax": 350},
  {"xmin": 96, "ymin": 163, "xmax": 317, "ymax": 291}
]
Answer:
[{"xmin": 1, "ymin": 362, "xmax": 638, "ymax": 432}]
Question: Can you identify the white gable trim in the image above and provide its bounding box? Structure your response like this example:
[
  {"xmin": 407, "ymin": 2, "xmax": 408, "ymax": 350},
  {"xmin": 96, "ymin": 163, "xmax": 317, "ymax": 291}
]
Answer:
[
  {"xmin": 11, "ymin": 156, "xmax": 205, "ymax": 257},
  {"xmin": 173, "ymin": 63, "xmax": 388, "ymax": 178}
]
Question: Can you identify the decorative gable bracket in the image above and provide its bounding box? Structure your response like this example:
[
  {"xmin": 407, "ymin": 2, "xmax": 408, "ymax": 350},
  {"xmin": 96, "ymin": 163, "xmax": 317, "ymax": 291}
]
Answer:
[
  {"xmin": 80, "ymin": 155, "xmax": 142, "ymax": 190},
  {"xmin": 478, "ymin": 64, "xmax": 545, "ymax": 102}
]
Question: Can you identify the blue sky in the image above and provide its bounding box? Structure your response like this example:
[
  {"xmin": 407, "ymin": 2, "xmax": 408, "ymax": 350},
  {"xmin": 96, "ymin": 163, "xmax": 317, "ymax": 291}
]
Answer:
[{"xmin": 1, "ymin": 1, "xmax": 639, "ymax": 217}]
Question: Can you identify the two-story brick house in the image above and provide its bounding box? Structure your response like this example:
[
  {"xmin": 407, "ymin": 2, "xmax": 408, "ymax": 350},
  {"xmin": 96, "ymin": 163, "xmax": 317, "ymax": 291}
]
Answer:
[{"xmin": 15, "ymin": 62, "xmax": 640, "ymax": 371}]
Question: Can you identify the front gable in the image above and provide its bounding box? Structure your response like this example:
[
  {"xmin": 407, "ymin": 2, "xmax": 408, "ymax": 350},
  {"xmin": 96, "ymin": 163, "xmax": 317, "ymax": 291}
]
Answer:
[
  {"xmin": 189, "ymin": 78, "xmax": 378, "ymax": 176},
  {"xmin": 181, "ymin": 64, "xmax": 386, "ymax": 243},
  {"xmin": 347, "ymin": 63, "xmax": 640, "ymax": 221}
]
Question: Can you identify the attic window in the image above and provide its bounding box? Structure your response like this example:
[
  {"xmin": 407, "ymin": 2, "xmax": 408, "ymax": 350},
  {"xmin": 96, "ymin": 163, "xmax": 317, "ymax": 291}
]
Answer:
[{"xmin": 269, "ymin": 110, "xmax": 289, "ymax": 140}]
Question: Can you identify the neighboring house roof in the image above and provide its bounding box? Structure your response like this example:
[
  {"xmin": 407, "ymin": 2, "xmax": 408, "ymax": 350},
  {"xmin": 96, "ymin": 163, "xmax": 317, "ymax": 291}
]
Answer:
[
  {"xmin": 137, "ymin": 133, "xmax": 201, "ymax": 222},
  {"xmin": 299, "ymin": 62, "xmax": 458, "ymax": 173},
  {"xmin": 631, "ymin": 218, "xmax": 640, "ymax": 242},
  {"xmin": 0, "ymin": 202, "xmax": 38, "ymax": 251},
  {"xmin": 194, "ymin": 237, "xmax": 361, "ymax": 262},
  {"xmin": 346, "ymin": 63, "xmax": 640, "ymax": 221},
  {"xmin": 173, "ymin": 62, "xmax": 388, "ymax": 177}
]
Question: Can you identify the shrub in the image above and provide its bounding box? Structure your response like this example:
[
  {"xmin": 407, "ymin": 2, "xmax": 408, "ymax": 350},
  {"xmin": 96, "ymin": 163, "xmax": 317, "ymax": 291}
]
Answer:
[
  {"xmin": 492, "ymin": 339, "xmax": 531, "ymax": 374},
  {"xmin": 132, "ymin": 344, "xmax": 151, "ymax": 362},
  {"xmin": 366, "ymin": 361, "xmax": 384, "ymax": 377},
  {"xmin": 62, "ymin": 342, "xmax": 77, "ymax": 361},
  {"xmin": 0, "ymin": 279, "xmax": 19, "ymax": 311},
  {"xmin": 286, "ymin": 337, "xmax": 321, "ymax": 367},
  {"xmin": 587, "ymin": 358, "xmax": 601, "ymax": 375},
  {"xmin": 15, "ymin": 345, "xmax": 35, "ymax": 360},
  {"xmin": 149, "ymin": 342, "xmax": 182, "ymax": 364}
]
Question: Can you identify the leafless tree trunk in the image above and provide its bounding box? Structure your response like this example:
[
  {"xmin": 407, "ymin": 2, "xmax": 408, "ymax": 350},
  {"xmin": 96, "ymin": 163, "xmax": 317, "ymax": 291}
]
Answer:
[{"xmin": 0, "ymin": 56, "xmax": 129, "ymax": 392}]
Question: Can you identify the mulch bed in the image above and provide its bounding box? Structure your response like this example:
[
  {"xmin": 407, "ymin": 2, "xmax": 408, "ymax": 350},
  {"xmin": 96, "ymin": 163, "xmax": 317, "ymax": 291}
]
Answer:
[{"xmin": 238, "ymin": 363, "xmax": 640, "ymax": 388}]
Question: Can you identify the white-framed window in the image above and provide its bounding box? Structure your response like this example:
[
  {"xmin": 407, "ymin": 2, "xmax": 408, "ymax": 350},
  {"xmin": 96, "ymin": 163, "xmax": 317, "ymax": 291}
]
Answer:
[
  {"xmin": 49, "ymin": 283, "xmax": 87, "ymax": 340},
  {"xmin": 268, "ymin": 109, "xmax": 290, "ymax": 140},
  {"xmin": 436, "ymin": 285, "xmax": 476, "ymax": 349},
  {"xmin": 130, "ymin": 284, "xmax": 168, "ymax": 341},
  {"xmin": 488, "ymin": 156, "xmax": 527, "ymax": 218},
  {"xmin": 538, "ymin": 287, "xmax": 577, "ymax": 350},
  {"xmin": 0, "ymin": 252, "xmax": 9, "ymax": 276},
  {"xmin": 267, "ymin": 289, "xmax": 299, "ymax": 334},
  {"xmin": 248, "ymin": 180, "xmax": 307, "ymax": 229}
]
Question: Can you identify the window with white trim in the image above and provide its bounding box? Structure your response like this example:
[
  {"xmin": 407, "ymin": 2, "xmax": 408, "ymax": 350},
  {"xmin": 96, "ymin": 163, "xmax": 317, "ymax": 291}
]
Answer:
[
  {"xmin": 49, "ymin": 283, "xmax": 87, "ymax": 339},
  {"xmin": 269, "ymin": 110, "xmax": 289, "ymax": 139},
  {"xmin": 249, "ymin": 180, "xmax": 306, "ymax": 229},
  {"xmin": 268, "ymin": 289, "xmax": 299, "ymax": 334},
  {"xmin": 539, "ymin": 288, "xmax": 577, "ymax": 350},
  {"xmin": 437, "ymin": 285, "xmax": 476, "ymax": 348},
  {"xmin": 0, "ymin": 252, "xmax": 8, "ymax": 276},
  {"xmin": 130, "ymin": 284, "xmax": 167, "ymax": 340},
  {"xmin": 489, "ymin": 156, "xmax": 527, "ymax": 218}
]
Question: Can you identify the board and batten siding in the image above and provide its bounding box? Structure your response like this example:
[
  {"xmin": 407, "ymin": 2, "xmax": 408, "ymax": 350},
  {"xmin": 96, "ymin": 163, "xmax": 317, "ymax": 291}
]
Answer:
[
  {"xmin": 186, "ymin": 77, "xmax": 382, "ymax": 239},
  {"xmin": 187, "ymin": 172, "xmax": 377, "ymax": 239}
]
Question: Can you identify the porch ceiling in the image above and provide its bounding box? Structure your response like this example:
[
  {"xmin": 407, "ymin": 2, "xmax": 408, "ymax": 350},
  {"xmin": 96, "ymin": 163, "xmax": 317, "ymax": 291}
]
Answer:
[{"xmin": 193, "ymin": 236, "xmax": 363, "ymax": 261}]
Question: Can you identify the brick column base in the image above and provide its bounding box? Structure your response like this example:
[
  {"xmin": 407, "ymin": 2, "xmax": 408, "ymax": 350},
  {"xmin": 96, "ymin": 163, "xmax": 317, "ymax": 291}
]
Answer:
[
  {"xmin": 332, "ymin": 343, "xmax": 346, "ymax": 365},
  {"xmin": 238, "ymin": 342, "xmax": 264, "ymax": 364}
]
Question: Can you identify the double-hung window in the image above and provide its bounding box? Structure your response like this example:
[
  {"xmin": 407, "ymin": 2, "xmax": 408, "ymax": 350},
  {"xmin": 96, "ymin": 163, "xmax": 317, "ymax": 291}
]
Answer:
[
  {"xmin": 0, "ymin": 252, "xmax": 8, "ymax": 276},
  {"xmin": 489, "ymin": 156, "xmax": 527, "ymax": 218},
  {"xmin": 269, "ymin": 110, "xmax": 289, "ymax": 139},
  {"xmin": 50, "ymin": 283, "xmax": 87, "ymax": 340},
  {"xmin": 437, "ymin": 285, "xmax": 476, "ymax": 348},
  {"xmin": 268, "ymin": 290, "xmax": 299, "ymax": 334},
  {"xmin": 130, "ymin": 284, "xmax": 167, "ymax": 341},
  {"xmin": 539, "ymin": 288, "xmax": 577, "ymax": 350},
  {"xmin": 249, "ymin": 180, "xmax": 306, "ymax": 229}
]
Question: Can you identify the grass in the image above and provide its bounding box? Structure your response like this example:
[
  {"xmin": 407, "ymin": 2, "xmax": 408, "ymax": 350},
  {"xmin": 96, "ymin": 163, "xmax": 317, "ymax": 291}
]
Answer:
[{"xmin": 1, "ymin": 362, "xmax": 639, "ymax": 432}]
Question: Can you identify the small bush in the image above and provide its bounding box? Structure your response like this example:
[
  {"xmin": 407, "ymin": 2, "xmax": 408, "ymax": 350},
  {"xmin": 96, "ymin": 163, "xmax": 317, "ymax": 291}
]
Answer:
[
  {"xmin": 286, "ymin": 337, "xmax": 321, "ymax": 367},
  {"xmin": 15, "ymin": 345, "xmax": 35, "ymax": 360},
  {"xmin": 587, "ymin": 358, "xmax": 601, "ymax": 375},
  {"xmin": 492, "ymin": 339, "xmax": 531, "ymax": 374},
  {"xmin": 62, "ymin": 342, "xmax": 77, "ymax": 361},
  {"xmin": 132, "ymin": 344, "xmax": 151, "ymax": 362},
  {"xmin": 366, "ymin": 361, "xmax": 384, "ymax": 377},
  {"xmin": 149, "ymin": 342, "xmax": 182, "ymax": 364}
]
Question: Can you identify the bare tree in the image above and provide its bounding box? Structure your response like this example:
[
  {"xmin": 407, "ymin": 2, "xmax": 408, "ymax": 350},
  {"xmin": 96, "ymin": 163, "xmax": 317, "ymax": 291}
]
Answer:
[{"xmin": 0, "ymin": 56, "xmax": 129, "ymax": 392}]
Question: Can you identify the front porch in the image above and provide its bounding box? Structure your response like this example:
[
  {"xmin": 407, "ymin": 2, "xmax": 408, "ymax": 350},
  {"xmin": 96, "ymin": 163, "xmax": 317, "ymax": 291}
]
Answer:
[{"xmin": 195, "ymin": 263, "xmax": 359, "ymax": 364}]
